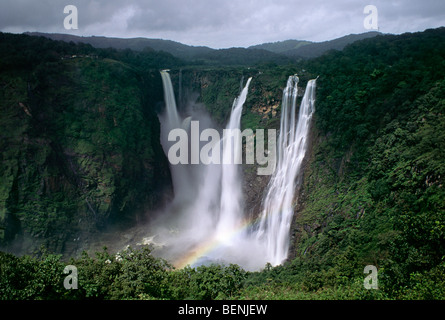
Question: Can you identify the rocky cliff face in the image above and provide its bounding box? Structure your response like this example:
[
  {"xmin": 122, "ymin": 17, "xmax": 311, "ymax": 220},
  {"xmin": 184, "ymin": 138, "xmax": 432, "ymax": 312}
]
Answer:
[
  {"xmin": 167, "ymin": 67, "xmax": 311, "ymax": 221},
  {"xmin": 0, "ymin": 32, "xmax": 314, "ymax": 259},
  {"xmin": 0, "ymin": 56, "xmax": 172, "ymax": 257}
]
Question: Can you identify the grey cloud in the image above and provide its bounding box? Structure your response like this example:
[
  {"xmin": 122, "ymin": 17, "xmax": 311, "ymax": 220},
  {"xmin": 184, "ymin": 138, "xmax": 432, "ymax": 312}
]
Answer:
[{"xmin": 0, "ymin": 0, "xmax": 443, "ymax": 48}]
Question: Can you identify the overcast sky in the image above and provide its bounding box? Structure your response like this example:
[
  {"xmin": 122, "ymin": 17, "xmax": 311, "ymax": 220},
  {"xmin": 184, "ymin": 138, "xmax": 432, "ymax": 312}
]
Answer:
[{"xmin": 0, "ymin": 0, "xmax": 443, "ymax": 48}]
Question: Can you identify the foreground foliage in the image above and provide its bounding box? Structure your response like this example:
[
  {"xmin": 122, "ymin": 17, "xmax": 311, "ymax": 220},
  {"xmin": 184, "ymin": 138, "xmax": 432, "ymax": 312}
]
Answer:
[
  {"xmin": 0, "ymin": 246, "xmax": 247, "ymax": 300},
  {"xmin": 1, "ymin": 245, "xmax": 443, "ymax": 300}
]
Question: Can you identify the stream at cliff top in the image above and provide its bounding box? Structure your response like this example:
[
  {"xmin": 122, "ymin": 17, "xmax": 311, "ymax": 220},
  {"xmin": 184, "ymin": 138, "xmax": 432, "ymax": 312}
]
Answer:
[{"xmin": 136, "ymin": 71, "xmax": 316, "ymax": 271}]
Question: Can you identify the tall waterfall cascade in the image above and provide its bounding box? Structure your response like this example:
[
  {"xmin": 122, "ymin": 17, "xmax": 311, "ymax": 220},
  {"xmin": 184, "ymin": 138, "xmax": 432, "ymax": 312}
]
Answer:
[
  {"xmin": 255, "ymin": 75, "xmax": 317, "ymax": 266},
  {"xmin": 216, "ymin": 77, "xmax": 252, "ymax": 242},
  {"xmin": 156, "ymin": 70, "xmax": 316, "ymax": 271}
]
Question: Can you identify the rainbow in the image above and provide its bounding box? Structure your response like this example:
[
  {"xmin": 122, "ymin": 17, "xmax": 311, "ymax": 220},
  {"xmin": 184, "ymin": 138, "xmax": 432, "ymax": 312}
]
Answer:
[
  {"xmin": 172, "ymin": 199, "xmax": 298, "ymax": 269},
  {"xmin": 172, "ymin": 216, "xmax": 261, "ymax": 269}
]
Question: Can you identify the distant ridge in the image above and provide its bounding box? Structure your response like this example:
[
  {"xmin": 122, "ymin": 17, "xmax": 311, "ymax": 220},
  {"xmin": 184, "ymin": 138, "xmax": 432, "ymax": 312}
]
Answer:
[
  {"xmin": 24, "ymin": 32, "xmax": 214, "ymax": 60},
  {"xmin": 24, "ymin": 31, "xmax": 382, "ymax": 62},
  {"xmin": 24, "ymin": 32, "xmax": 291, "ymax": 65},
  {"xmin": 282, "ymin": 31, "xmax": 382, "ymax": 58},
  {"xmin": 249, "ymin": 32, "xmax": 381, "ymax": 58},
  {"xmin": 248, "ymin": 39, "xmax": 312, "ymax": 53}
]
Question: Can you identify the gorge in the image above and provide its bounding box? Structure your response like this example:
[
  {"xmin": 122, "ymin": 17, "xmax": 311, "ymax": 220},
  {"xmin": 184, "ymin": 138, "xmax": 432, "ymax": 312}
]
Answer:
[
  {"xmin": 0, "ymin": 28, "xmax": 444, "ymax": 300},
  {"xmin": 149, "ymin": 71, "xmax": 317, "ymax": 270}
]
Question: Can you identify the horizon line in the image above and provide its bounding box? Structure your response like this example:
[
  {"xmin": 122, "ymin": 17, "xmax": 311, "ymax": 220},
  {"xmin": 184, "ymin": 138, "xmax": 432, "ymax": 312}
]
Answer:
[{"xmin": 5, "ymin": 29, "xmax": 389, "ymax": 51}]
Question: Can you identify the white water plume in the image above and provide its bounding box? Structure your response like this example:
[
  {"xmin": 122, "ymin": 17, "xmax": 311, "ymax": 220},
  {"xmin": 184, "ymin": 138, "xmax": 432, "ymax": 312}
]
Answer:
[
  {"xmin": 215, "ymin": 77, "xmax": 252, "ymax": 242},
  {"xmin": 159, "ymin": 70, "xmax": 189, "ymax": 206},
  {"xmin": 255, "ymin": 76, "xmax": 317, "ymax": 266}
]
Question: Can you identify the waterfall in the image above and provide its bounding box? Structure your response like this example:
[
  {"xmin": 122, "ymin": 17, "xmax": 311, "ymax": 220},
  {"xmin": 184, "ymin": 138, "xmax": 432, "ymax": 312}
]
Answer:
[
  {"xmin": 155, "ymin": 70, "xmax": 316, "ymax": 271},
  {"xmin": 216, "ymin": 77, "xmax": 252, "ymax": 242},
  {"xmin": 159, "ymin": 70, "xmax": 191, "ymax": 206},
  {"xmin": 256, "ymin": 76, "xmax": 317, "ymax": 266},
  {"xmin": 160, "ymin": 70, "xmax": 181, "ymax": 130},
  {"xmin": 156, "ymin": 70, "xmax": 254, "ymax": 267}
]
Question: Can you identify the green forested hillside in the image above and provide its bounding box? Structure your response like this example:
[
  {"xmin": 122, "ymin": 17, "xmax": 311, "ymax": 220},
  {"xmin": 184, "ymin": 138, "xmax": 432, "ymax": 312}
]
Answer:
[
  {"xmin": 248, "ymin": 27, "xmax": 445, "ymax": 299},
  {"xmin": 0, "ymin": 28, "xmax": 444, "ymax": 300},
  {"xmin": 25, "ymin": 32, "xmax": 292, "ymax": 66},
  {"xmin": 248, "ymin": 31, "xmax": 381, "ymax": 59},
  {"xmin": 0, "ymin": 33, "xmax": 174, "ymax": 256},
  {"xmin": 283, "ymin": 31, "xmax": 381, "ymax": 58},
  {"xmin": 248, "ymin": 39, "xmax": 312, "ymax": 53},
  {"xmin": 25, "ymin": 32, "xmax": 215, "ymax": 60}
]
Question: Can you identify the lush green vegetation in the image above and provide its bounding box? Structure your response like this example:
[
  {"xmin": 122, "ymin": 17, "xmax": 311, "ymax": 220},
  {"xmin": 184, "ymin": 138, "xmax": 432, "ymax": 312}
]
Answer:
[
  {"xmin": 248, "ymin": 39, "xmax": 312, "ymax": 54},
  {"xmin": 0, "ymin": 246, "xmax": 247, "ymax": 300},
  {"xmin": 284, "ymin": 31, "xmax": 381, "ymax": 58},
  {"xmin": 271, "ymin": 27, "xmax": 445, "ymax": 299},
  {"xmin": 0, "ymin": 33, "xmax": 174, "ymax": 254},
  {"xmin": 168, "ymin": 63, "xmax": 302, "ymax": 127},
  {"xmin": 26, "ymin": 32, "xmax": 293, "ymax": 67},
  {"xmin": 1, "ymin": 28, "xmax": 444, "ymax": 300},
  {"xmin": 28, "ymin": 31, "xmax": 382, "ymax": 65},
  {"xmin": 0, "ymin": 244, "xmax": 442, "ymax": 300}
]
